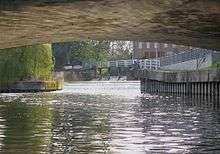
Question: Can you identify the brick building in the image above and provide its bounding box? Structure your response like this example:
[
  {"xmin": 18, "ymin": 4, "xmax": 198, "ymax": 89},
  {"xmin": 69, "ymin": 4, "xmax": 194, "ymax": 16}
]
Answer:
[{"xmin": 132, "ymin": 42, "xmax": 191, "ymax": 59}]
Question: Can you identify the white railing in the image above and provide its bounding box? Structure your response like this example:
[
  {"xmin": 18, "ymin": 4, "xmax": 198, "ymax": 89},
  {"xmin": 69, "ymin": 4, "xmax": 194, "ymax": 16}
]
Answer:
[
  {"xmin": 139, "ymin": 59, "xmax": 160, "ymax": 70},
  {"xmin": 107, "ymin": 60, "xmax": 134, "ymax": 68},
  {"xmin": 106, "ymin": 59, "xmax": 160, "ymax": 70},
  {"xmin": 80, "ymin": 59, "xmax": 160, "ymax": 70}
]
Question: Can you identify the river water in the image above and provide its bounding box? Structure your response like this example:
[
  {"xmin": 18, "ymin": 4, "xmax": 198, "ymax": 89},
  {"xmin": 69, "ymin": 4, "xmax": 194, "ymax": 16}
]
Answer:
[{"xmin": 0, "ymin": 81, "xmax": 219, "ymax": 154}]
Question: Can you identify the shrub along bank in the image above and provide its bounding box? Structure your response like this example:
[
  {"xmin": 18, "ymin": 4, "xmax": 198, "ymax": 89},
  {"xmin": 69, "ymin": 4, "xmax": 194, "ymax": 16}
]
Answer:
[{"xmin": 0, "ymin": 44, "xmax": 54, "ymax": 87}]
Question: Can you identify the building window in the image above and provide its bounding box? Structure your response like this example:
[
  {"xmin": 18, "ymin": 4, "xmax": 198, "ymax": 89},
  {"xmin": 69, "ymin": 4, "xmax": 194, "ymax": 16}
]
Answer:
[
  {"xmin": 146, "ymin": 42, "xmax": 150, "ymax": 49},
  {"xmin": 164, "ymin": 43, "xmax": 168, "ymax": 48},
  {"xmin": 154, "ymin": 43, "xmax": 158, "ymax": 49},
  {"xmin": 138, "ymin": 42, "xmax": 142, "ymax": 49}
]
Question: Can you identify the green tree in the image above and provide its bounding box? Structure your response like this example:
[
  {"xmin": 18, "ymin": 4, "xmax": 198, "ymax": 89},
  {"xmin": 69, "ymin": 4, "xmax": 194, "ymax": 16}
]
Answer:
[
  {"xmin": 70, "ymin": 40, "xmax": 110, "ymax": 63},
  {"xmin": 109, "ymin": 41, "xmax": 132, "ymax": 60},
  {"xmin": 0, "ymin": 44, "xmax": 54, "ymax": 87},
  {"xmin": 52, "ymin": 40, "xmax": 132, "ymax": 69}
]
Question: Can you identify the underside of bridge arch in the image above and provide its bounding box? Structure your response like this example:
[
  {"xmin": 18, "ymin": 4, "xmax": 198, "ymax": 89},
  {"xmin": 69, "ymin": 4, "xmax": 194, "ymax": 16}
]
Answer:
[{"xmin": 0, "ymin": 0, "xmax": 220, "ymax": 50}]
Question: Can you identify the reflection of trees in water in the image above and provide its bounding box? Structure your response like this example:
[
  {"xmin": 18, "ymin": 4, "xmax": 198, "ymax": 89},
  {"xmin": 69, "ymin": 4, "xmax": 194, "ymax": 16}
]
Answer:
[
  {"xmin": 0, "ymin": 109, "xmax": 5, "ymax": 152},
  {"xmin": 0, "ymin": 94, "xmax": 54, "ymax": 154},
  {"xmin": 50, "ymin": 95, "xmax": 111, "ymax": 153},
  {"xmin": 139, "ymin": 94, "xmax": 220, "ymax": 153}
]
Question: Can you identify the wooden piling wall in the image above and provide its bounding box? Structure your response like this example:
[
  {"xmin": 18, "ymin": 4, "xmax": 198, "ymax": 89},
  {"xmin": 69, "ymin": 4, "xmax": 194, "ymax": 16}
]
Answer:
[{"xmin": 140, "ymin": 69, "xmax": 220, "ymax": 97}]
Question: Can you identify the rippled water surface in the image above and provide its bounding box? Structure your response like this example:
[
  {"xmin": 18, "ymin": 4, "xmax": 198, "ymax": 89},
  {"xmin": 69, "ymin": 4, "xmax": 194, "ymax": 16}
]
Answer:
[{"xmin": 0, "ymin": 81, "xmax": 219, "ymax": 154}]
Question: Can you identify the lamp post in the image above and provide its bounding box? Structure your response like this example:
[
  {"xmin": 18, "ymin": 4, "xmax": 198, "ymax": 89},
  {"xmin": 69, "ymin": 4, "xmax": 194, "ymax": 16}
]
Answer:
[
  {"xmin": 154, "ymin": 42, "xmax": 158, "ymax": 60},
  {"xmin": 154, "ymin": 42, "xmax": 159, "ymax": 69}
]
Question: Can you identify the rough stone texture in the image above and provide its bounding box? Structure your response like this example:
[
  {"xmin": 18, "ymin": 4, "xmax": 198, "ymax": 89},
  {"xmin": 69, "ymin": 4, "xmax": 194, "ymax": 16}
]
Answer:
[{"xmin": 0, "ymin": 0, "xmax": 220, "ymax": 50}]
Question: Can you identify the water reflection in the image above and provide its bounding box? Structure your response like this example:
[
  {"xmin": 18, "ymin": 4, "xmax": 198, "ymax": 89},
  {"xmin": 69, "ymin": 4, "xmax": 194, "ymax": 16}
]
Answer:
[
  {"xmin": 0, "ymin": 81, "xmax": 219, "ymax": 154},
  {"xmin": 0, "ymin": 108, "xmax": 6, "ymax": 152},
  {"xmin": 0, "ymin": 94, "xmax": 54, "ymax": 153},
  {"xmin": 140, "ymin": 94, "xmax": 220, "ymax": 153},
  {"xmin": 161, "ymin": 94, "xmax": 220, "ymax": 110},
  {"xmin": 50, "ymin": 95, "xmax": 111, "ymax": 153}
]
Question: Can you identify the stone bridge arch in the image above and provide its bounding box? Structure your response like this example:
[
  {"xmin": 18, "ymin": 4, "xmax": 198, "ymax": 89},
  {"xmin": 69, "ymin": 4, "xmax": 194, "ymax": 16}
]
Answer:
[{"xmin": 0, "ymin": 0, "xmax": 219, "ymax": 50}]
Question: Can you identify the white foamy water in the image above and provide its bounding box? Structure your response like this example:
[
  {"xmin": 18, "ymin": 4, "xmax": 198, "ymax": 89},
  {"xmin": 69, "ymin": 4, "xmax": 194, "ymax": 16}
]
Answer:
[{"xmin": 53, "ymin": 81, "xmax": 141, "ymax": 99}]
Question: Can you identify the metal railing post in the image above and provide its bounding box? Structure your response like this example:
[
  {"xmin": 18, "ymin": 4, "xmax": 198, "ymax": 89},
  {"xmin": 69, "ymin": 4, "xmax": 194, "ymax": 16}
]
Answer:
[
  {"xmin": 144, "ymin": 59, "xmax": 147, "ymax": 70},
  {"xmin": 116, "ymin": 61, "xmax": 118, "ymax": 68}
]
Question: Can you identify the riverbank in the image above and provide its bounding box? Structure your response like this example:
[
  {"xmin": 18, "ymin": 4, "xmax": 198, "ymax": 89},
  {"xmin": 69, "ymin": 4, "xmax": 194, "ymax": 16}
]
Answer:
[
  {"xmin": 0, "ymin": 72, "xmax": 64, "ymax": 93},
  {"xmin": 140, "ymin": 69, "xmax": 220, "ymax": 96},
  {"xmin": 0, "ymin": 80, "xmax": 63, "ymax": 93}
]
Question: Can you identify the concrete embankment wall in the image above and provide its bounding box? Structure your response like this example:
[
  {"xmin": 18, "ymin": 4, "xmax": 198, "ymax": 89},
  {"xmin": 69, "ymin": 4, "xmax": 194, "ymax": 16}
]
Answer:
[
  {"xmin": 160, "ymin": 52, "xmax": 220, "ymax": 71},
  {"xmin": 161, "ymin": 55, "xmax": 212, "ymax": 70},
  {"xmin": 140, "ymin": 69, "xmax": 220, "ymax": 97},
  {"xmin": 0, "ymin": 72, "xmax": 64, "ymax": 93},
  {"xmin": 0, "ymin": 80, "xmax": 63, "ymax": 93}
]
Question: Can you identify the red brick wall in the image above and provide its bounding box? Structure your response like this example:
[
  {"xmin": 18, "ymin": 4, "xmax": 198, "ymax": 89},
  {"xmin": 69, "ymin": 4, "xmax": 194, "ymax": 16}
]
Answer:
[{"xmin": 132, "ymin": 41, "xmax": 191, "ymax": 59}]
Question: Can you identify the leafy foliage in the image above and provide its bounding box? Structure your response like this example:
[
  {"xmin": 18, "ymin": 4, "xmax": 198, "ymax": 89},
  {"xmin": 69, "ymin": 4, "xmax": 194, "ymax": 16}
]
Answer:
[
  {"xmin": 0, "ymin": 44, "xmax": 54, "ymax": 87},
  {"xmin": 210, "ymin": 62, "xmax": 220, "ymax": 69},
  {"xmin": 69, "ymin": 40, "xmax": 110, "ymax": 63},
  {"xmin": 109, "ymin": 41, "xmax": 132, "ymax": 60},
  {"xmin": 52, "ymin": 40, "xmax": 132, "ymax": 69}
]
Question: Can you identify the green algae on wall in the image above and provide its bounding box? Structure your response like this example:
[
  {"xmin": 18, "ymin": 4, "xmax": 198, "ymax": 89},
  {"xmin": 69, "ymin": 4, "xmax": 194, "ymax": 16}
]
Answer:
[{"xmin": 0, "ymin": 44, "xmax": 54, "ymax": 87}]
